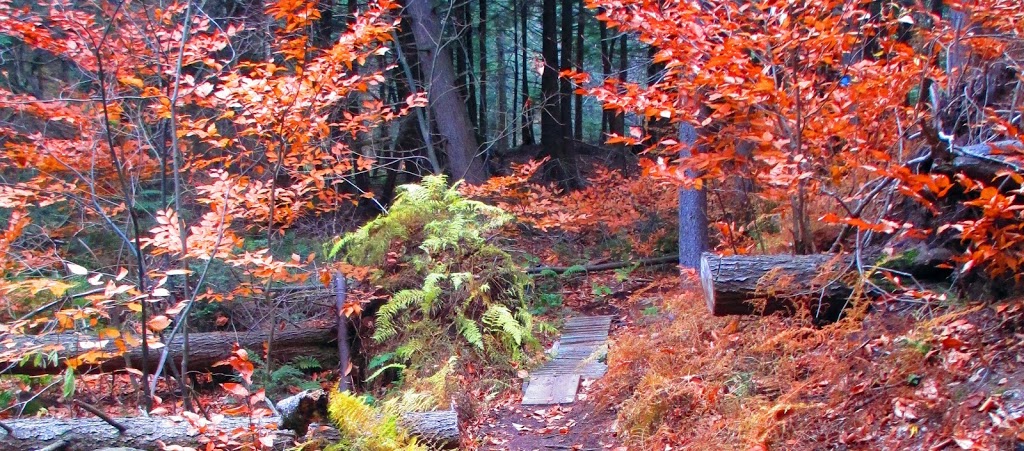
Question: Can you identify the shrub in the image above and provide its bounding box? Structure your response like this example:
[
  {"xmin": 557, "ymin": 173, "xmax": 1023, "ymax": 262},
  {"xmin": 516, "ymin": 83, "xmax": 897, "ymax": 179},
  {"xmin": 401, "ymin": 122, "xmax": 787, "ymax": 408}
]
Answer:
[{"xmin": 329, "ymin": 175, "xmax": 536, "ymax": 377}]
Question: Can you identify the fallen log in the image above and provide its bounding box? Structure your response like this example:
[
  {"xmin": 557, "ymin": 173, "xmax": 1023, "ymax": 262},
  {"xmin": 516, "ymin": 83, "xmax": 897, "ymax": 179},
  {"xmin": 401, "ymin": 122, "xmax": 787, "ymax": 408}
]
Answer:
[
  {"xmin": 0, "ymin": 409, "xmax": 459, "ymax": 450},
  {"xmin": 0, "ymin": 414, "xmax": 287, "ymax": 451},
  {"xmin": 275, "ymin": 389, "xmax": 459, "ymax": 448},
  {"xmin": 526, "ymin": 255, "xmax": 677, "ymax": 275},
  {"xmin": 700, "ymin": 253, "xmax": 855, "ymax": 318},
  {"xmin": 0, "ymin": 327, "xmax": 336, "ymax": 376},
  {"xmin": 947, "ymin": 140, "xmax": 1024, "ymax": 179}
]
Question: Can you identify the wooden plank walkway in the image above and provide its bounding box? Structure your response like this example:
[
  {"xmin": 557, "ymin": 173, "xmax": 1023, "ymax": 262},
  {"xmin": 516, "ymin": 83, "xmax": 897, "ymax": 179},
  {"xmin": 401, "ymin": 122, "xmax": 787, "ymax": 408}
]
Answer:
[{"xmin": 521, "ymin": 315, "xmax": 612, "ymax": 405}]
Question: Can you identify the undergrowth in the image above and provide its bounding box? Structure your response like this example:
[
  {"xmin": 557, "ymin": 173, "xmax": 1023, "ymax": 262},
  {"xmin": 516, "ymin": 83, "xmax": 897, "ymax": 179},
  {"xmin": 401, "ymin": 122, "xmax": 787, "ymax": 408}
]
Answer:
[
  {"xmin": 329, "ymin": 175, "xmax": 538, "ymax": 389},
  {"xmin": 597, "ymin": 275, "xmax": 1024, "ymax": 449}
]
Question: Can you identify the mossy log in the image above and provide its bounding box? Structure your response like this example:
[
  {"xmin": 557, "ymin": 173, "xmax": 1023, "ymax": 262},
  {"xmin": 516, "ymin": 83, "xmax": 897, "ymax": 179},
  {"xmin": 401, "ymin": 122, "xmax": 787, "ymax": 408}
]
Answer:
[
  {"xmin": 699, "ymin": 253, "xmax": 855, "ymax": 317},
  {"xmin": 0, "ymin": 327, "xmax": 335, "ymax": 375}
]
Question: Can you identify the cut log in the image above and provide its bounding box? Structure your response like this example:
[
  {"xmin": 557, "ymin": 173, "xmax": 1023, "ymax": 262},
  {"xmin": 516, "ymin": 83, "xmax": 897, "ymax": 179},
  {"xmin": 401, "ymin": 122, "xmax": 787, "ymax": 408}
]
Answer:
[
  {"xmin": 0, "ymin": 327, "xmax": 335, "ymax": 375},
  {"xmin": 700, "ymin": 253, "xmax": 854, "ymax": 317},
  {"xmin": 0, "ymin": 409, "xmax": 459, "ymax": 451},
  {"xmin": 0, "ymin": 414, "xmax": 289, "ymax": 451},
  {"xmin": 275, "ymin": 389, "xmax": 460, "ymax": 448}
]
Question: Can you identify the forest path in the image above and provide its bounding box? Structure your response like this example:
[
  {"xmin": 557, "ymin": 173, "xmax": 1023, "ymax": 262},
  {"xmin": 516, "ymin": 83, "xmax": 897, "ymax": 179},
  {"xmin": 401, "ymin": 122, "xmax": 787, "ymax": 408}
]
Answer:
[
  {"xmin": 521, "ymin": 315, "xmax": 612, "ymax": 405},
  {"xmin": 472, "ymin": 315, "xmax": 621, "ymax": 450}
]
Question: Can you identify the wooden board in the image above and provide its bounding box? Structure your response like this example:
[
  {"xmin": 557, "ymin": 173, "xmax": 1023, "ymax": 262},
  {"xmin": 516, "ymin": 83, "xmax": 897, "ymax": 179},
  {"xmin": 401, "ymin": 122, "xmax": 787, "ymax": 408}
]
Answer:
[
  {"xmin": 522, "ymin": 315, "xmax": 612, "ymax": 406},
  {"xmin": 521, "ymin": 374, "xmax": 581, "ymax": 405}
]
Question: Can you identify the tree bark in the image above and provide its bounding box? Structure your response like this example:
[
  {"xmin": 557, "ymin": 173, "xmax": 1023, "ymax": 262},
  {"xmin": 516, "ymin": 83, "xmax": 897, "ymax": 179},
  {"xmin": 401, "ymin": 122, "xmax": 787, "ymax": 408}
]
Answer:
[
  {"xmin": 496, "ymin": 30, "xmax": 510, "ymax": 158},
  {"xmin": 520, "ymin": 0, "xmax": 535, "ymax": 146},
  {"xmin": 478, "ymin": 0, "xmax": 488, "ymax": 140},
  {"xmin": 404, "ymin": 0, "xmax": 487, "ymax": 184},
  {"xmin": 946, "ymin": 140, "xmax": 1024, "ymax": 179},
  {"xmin": 0, "ymin": 415, "xmax": 285, "ymax": 451},
  {"xmin": 609, "ymin": 34, "xmax": 627, "ymax": 137},
  {"xmin": 678, "ymin": 123, "xmax": 709, "ymax": 269},
  {"xmin": 699, "ymin": 253, "xmax": 854, "ymax": 318},
  {"xmin": 0, "ymin": 409, "xmax": 459, "ymax": 451},
  {"xmin": 599, "ymin": 11, "xmax": 610, "ymax": 137},
  {"xmin": 0, "ymin": 327, "xmax": 335, "ymax": 376},
  {"xmin": 574, "ymin": 0, "xmax": 584, "ymax": 141}
]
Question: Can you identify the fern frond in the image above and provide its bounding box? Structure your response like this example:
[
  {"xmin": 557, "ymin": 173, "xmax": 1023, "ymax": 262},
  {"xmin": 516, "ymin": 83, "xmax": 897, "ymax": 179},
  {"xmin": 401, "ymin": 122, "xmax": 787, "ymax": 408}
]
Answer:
[
  {"xmin": 456, "ymin": 315, "xmax": 484, "ymax": 349},
  {"xmin": 374, "ymin": 290, "xmax": 424, "ymax": 342},
  {"xmin": 482, "ymin": 304, "xmax": 526, "ymax": 346}
]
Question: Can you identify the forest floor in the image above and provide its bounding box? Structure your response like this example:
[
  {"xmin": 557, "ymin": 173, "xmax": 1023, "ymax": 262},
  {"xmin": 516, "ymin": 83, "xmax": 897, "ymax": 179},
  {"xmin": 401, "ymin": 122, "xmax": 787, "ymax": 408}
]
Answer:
[{"xmin": 468, "ymin": 263, "xmax": 1024, "ymax": 450}]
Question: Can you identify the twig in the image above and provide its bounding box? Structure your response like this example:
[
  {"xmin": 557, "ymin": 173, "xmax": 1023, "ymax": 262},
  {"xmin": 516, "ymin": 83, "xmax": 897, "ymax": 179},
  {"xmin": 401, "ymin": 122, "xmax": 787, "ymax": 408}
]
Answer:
[
  {"xmin": 37, "ymin": 439, "xmax": 68, "ymax": 451},
  {"xmin": 527, "ymin": 255, "xmax": 677, "ymax": 275},
  {"xmin": 74, "ymin": 399, "xmax": 127, "ymax": 434},
  {"xmin": 16, "ymin": 288, "xmax": 104, "ymax": 322}
]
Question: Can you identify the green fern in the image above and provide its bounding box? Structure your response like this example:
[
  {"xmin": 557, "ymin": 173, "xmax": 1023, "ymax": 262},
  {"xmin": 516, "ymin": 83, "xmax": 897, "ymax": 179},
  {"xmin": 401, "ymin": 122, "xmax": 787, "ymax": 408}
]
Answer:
[
  {"xmin": 293, "ymin": 355, "xmax": 322, "ymax": 371},
  {"xmin": 456, "ymin": 315, "xmax": 484, "ymax": 349},
  {"xmin": 328, "ymin": 175, "xmax": 535, "ymax": 382}
]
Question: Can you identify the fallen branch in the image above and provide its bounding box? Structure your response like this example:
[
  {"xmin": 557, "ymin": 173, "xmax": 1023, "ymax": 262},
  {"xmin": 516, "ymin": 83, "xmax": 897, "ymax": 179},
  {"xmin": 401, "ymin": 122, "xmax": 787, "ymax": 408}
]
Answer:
[
  {"xmin": 527, "ymin": 255, "xmax": 677, "ymax": 275},
  {"xmin": 73, "ymin": 400, "xmax": 127, "ymax": 434},
  {"xmin": 948, "ymin": 140, "xmax": 1024, "ymax": 178}
]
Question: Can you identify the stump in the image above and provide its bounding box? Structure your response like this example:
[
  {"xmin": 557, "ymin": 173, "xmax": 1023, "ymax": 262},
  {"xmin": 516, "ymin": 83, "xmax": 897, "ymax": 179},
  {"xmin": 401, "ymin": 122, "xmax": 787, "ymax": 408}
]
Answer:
[{"xmin": 700, "ymin": 253, "xmax": 854, "ymax": 318}]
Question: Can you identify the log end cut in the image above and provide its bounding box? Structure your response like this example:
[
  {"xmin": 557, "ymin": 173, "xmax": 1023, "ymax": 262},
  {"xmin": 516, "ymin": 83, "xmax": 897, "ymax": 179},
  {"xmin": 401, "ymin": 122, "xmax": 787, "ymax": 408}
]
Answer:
[{"xmin": 699, "ymin": 253, "xmax": 717, "ymax": 315}]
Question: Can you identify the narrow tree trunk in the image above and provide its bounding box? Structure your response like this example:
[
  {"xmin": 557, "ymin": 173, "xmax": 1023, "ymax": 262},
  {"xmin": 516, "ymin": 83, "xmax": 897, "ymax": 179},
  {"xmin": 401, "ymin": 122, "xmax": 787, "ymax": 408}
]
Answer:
[
  {"xmin": 574, "ymin": 0, "xmax": 584, "ymax": 141},
  {"xmin": 521, "ymin": 0, "xmax": 536, "ymax": 146},
  {"xmin": 478, "ymin": 0, "xmax": 488, "ymax": 140},
  {"xmin": 405, "ymin": 0, "xmax": 487, "ymax": 183},
  {"xmin": 559, "ymin": 0, "xmax": 574, "ymax": 139},
  {"xmin": 512, "ymin": 0, "xmax": 521, "ymax": 147},
  {"xmin": 547, "ymin": 0, "xmax": 579, "ymax": 188},
  {"xmin": 678, "ymin": 123, "xmax": 708, "ymax": 269},
  {"xmin": 610, "ymin": 34, "xmax": 627, "ymax": 137},
  {"xmin": 315, "ymin": 0, "xmax": 335, "ymax": 47},
  {"xmin": 496, "ymin": 31, "xmax": 510, "ymax": 157},
  {"xmin": 599, "ymin": 14, "xmax": 611, "ymax": 137},
  {"xmin": 454, "ymin": 0, "xmax": 476, "ymax": 129},
  {"xmin": 645, "ymin": 44, "xmax": 668, "ymax": 145},
  {"xmin": 540, "ymin": 0, "xmax": 562, "ymax": 159}
]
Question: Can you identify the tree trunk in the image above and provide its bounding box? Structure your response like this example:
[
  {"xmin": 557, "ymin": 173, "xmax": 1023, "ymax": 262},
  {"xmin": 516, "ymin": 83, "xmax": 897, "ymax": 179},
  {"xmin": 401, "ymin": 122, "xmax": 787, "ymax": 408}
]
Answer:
[
  {"xmin": 520, "ymin": 0, "xmax": 535, "ymax": 146},
  {"xmin": 0, "ymin": 327, "xmax": 335, "ymax": 376},
  {"xmin": 556, "ymin": 0, "xmax": 580, "ymax": 188},
  {"xmin": 0, "ymin": 415, "xmax": 281, "ymax": 451},
  {"xmin": 699, "ymin": 253, "xmax": 854, "ymax": 318},
  {"xmin": 478, "ymin": 0, "xmax": 488, "ymax": 141},
  {"xmin": 540, "ymin": 0, "xmax": 561, "ymax": 164},
  {"xmin": 496, "ymin": 30, "xmax": 510, "ymax": 158},
  {"xmin": 609, "ymin": 34, "xmax": 627, "ymax": 137},
  {"xmin": 678, "ymin": 123, "xmax": 708, "ymax": 269},
  {"xmin": 405, "ymin": 0, "xmax": 487, "ymax": 184},
  {"xmin": 574, "ymin": 0, "xmax": 584, "ymax": 141},
  {"xmin": 0, "ymin": 410, "xmax": 459, "ymax": 451},
  {"xmin": 599, "ymin": 12, "xmax": 610, "ymax": 137}
]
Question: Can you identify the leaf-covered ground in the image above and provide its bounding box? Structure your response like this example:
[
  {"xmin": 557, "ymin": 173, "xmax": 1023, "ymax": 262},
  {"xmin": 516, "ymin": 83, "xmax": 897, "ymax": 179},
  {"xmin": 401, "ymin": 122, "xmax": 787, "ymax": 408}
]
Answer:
[{"xmin": 467, "ymin": 267, "xmax": 1024, "ymax": 450}]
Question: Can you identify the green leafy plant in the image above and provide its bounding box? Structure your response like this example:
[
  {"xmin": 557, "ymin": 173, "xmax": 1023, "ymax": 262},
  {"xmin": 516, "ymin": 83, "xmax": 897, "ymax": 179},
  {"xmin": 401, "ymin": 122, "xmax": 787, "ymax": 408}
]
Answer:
[{"xmin": 329, "ymin": 175, "xmax": 535, "ymax": 374}]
